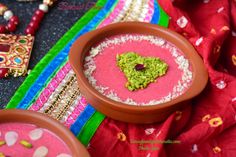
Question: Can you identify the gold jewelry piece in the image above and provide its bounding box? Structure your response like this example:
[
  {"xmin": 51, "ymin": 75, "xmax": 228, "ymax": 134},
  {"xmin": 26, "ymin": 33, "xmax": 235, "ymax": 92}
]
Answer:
[{"xmin": 0, "ymin": 34, "xmax": 34, "ymax": 77}]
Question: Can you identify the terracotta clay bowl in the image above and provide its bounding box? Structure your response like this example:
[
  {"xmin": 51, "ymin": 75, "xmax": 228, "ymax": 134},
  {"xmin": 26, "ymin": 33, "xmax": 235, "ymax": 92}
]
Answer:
[
  {"xmin": 0, "ymin": 109, "xmax": 90, "ymax": 157},
  {"xmin": 69, "ymin": 22, "xmax": 208, "ymax": 124}
]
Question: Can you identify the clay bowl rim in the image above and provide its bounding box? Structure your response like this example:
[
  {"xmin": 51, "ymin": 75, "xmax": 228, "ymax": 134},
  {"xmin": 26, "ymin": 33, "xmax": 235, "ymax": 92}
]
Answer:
[
  {"xmin": 69, "ymin": 22, "xmax": 208, "ymax": 114},
  {"xmin": 0, "ymin": 109, "xmax": 90, "ymax": 157}
]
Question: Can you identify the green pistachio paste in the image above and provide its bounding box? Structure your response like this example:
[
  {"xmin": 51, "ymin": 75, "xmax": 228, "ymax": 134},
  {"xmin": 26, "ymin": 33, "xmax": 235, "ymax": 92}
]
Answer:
[{"xmin": 117, "ymin": 52, "xmax": 168, "ymax": 91}]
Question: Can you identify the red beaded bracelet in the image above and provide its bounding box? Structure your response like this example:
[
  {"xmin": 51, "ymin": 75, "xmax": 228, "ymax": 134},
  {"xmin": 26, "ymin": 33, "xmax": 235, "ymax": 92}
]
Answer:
[
  {"xmin": 0, "ymin": 1, "xmax": 55, "ymax": 35},
  {"xmin": 25, "ymin": 1, "xmax": 57, "ymax": 35},
  {"xmin": 25, "ymin": 9, "xmax": 45, "ymax": 35}
]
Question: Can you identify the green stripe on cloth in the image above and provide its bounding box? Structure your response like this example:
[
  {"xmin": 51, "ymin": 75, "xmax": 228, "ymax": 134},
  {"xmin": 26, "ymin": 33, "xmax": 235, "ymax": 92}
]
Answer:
[
  {"xmin": 157, "ymin": 1, "xmax": 169, "ymax": 27},
  {"xmin": 77, "ymin": 112, "xmax": 105, "ymax": 146},
  {"xmin": 6, "ymin": 0, "xmax": 107, "ymax": 109}
]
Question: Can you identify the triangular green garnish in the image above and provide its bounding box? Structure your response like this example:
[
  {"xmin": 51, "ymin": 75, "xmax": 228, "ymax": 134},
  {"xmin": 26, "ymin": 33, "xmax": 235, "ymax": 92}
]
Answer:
[{"xmin": 117, "ymin": 52, "xmax": 168, "ymax": 91}]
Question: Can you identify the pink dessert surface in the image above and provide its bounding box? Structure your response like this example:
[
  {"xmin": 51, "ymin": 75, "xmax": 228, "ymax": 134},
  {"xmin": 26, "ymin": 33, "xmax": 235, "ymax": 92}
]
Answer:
[
  {"xmin": 0, "ymin": 122, "xmax": 71, "ymax": 157},
  {"xmin": 84, "ymin": 34, "xmax": 193, "ymax": 106}
]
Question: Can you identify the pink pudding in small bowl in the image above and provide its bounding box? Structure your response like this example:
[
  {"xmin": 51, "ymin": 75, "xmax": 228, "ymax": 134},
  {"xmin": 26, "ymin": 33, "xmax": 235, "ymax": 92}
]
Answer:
[
  {"xmin": 83, "ymin": 34, "xmax": 193, "ymax": 106},
  {"xmin": 70, "ymin": 22, "xmax": 208, "ymax": 123},
  {"xmin": 0, "ymin": 123, "xmax": 71, "ymax": 157},
  {"xmin": 0, "ymin": 109, "xmax": 90, "ymax": 157}
]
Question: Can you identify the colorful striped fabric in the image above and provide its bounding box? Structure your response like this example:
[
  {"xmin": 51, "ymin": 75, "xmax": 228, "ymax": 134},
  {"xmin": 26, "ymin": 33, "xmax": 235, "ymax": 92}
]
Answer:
[{"xmin": 6, "ymin": 0, "xmax": 169, "ymax": 146}]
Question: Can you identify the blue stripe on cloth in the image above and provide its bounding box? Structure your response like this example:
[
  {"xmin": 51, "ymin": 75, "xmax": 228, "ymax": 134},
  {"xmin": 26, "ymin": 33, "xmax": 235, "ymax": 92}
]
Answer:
[
  {"xmin": 150, "ymin": 0, "xmax": 160, "ymax": 24},
  {"xmin": 17, "ymin": 0, "xmax": 117, "ymax": 109},
  {"xmin": 70, "ymin": 105, "xmax": 96, "ymax": 135}
]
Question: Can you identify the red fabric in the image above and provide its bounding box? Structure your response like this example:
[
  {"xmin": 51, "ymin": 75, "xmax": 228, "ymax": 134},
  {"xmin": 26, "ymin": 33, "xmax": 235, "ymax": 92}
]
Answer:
[{"xmin": 88, "ymin": 0, "xmax": 236, "ymax": 156}]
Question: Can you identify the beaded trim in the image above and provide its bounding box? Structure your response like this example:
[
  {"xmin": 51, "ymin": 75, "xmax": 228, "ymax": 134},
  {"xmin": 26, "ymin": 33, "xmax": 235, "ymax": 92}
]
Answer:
[
  {"xmin": 47, "ymin": 77, "xmax": 79, "ymax": 120},
  {"xmin": 59, "ymin": 94, "xmax": 82, "ymax": 123},
  {"xmin": 36, "ymin": 71, "xmax": 73, "ymax": 112},
  {"xmin": 54, "ymin": 87, "xmax": 80, "ymax": 121},
  {"xmin": 84, "ymin": 34, "xmax": 193, "ymax": 106},
  {"xmin": 121, "ymin": 0, "xmax": 138, "ymax": 21},
  {"xmin": 44, "ymin": 74, "xmax": 76, "ymax": 115},
  {"xmin": 29, "ymin": 63, "xmax": 71, "ymax": 111},
  {"xmin": 64, "ymin": 97, "xmax": 87, "ymax": 127},
  {"xmin": 113, "ymin": 0, "xmax": 132, "ymax": 22}
]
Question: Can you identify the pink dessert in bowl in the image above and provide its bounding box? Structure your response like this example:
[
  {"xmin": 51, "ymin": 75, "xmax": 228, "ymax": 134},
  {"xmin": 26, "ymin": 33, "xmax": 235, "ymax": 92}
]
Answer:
[
  {"xmin": 69, "ymin": 22, "xmax": 208, "ymax": 123},
  {"xmin": 0, "ymin": 109, "xmax": 90, "ymax": 157},
  {"xmin": 84, "ymin": 34, "xmax": 193, "ymax": 106},
  {"xmin": 0, "ymin": 123, "xmax": 71, "ymax": 157}
]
